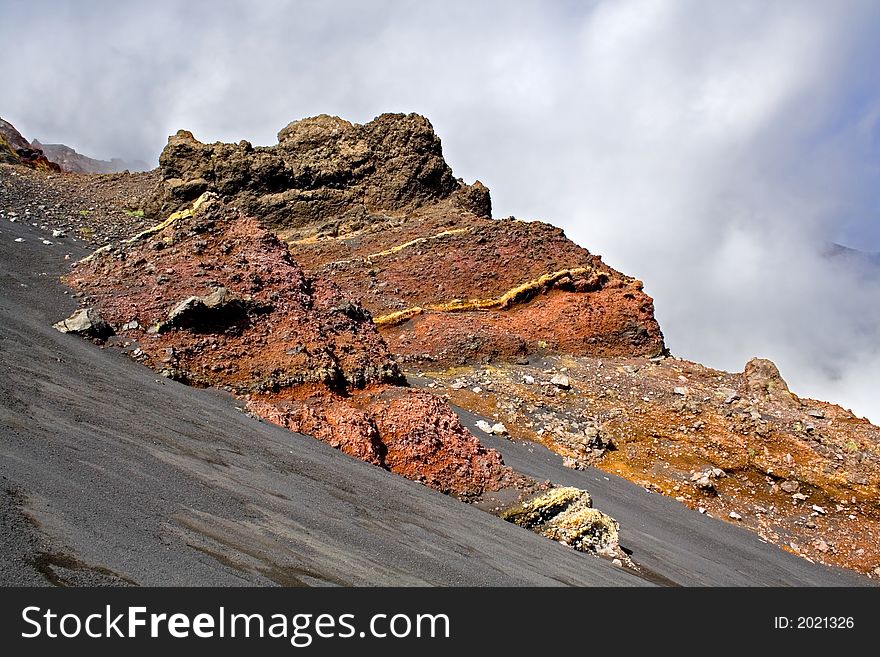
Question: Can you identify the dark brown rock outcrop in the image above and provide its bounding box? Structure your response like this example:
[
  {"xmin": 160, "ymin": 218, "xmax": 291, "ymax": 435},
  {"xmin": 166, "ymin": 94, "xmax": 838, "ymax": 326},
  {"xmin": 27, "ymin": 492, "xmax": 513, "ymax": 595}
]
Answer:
[{"xmin": 147, "ymin": 113, "xmax": 489, "ymax": 239}]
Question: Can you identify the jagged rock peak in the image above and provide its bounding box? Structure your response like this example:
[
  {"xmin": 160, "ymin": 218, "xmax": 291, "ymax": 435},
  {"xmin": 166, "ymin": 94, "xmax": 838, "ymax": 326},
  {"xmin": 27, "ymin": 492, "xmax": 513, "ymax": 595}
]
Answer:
[{"xmin": 147, "ymin": 113, "xmax": 491, "ymax": 237}]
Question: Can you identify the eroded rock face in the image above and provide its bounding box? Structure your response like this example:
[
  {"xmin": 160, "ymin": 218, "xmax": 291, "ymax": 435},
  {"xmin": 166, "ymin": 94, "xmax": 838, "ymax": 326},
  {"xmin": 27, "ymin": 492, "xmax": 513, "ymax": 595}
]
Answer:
[
  {"xmin": 296, "ymin": 206, "xmax": 667, "ymax": 363},
  {"xmin": 147, "ymin": 113, "xmax": 488, "ymax": 237},
  {"xmin": 248, "ymin": 387, "xmax": 519, "ymax": 498},
  {"xmin": 65, "ymin": 196, "xmax": 401, "ymax": 392},
  {"xmin": 146, "ymin": 112, "xmax": 665, "ymax": 365},
  {"xmin": 62, "ymin": 195, "xmax": 516, "ymax": 499}
]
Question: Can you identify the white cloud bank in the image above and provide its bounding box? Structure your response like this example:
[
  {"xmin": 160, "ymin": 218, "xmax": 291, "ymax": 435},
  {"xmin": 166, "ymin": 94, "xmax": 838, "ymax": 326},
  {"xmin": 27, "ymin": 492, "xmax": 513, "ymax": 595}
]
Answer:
[{"xmin": 5, "ymin": 0, "xmax": 879, "ymax": 419}]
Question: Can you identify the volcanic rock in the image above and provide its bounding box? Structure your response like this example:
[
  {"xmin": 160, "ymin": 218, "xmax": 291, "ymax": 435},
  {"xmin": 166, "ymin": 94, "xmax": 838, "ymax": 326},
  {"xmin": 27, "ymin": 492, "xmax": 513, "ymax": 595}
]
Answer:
[
  {"xmin": 52, "ymin": 308, "xmax": 113, "ymax": 340},
  {"xmin": 743, "ymin": 357, "xmax": 793, "ymax": 404},
  {"xmin": 145, "ymin": 113, "xmax": 665, "ymax": 366},
  {"xmin": 501, "ymin": 486, "xmax": 621, "ymax": 556},
  {"xmin": 248, "ymin": 387, "xmax": 518, "ymax": 498},
  {"xmin": 64, "ymin": 195, "xmax": 401, "ymax": 392}
]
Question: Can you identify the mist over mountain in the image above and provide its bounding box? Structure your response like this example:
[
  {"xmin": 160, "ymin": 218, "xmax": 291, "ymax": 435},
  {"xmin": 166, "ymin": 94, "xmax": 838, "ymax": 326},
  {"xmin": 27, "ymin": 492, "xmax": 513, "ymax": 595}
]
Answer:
[{"xmin": 3, "ymin": 0, "xmax": 878, "ymax": 423}]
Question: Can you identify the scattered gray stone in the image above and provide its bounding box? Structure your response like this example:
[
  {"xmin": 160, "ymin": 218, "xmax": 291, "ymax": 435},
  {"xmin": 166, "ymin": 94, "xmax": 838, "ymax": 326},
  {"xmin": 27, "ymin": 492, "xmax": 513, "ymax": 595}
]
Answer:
[
  {"xmin": 814, "ymin": 539, "xmax": 829, "ymax": 553},
  {"xmin": 121, "ymin": 320, "xmax": 140, "ymax": 331},
  {"xmin": 673, "ymin": 386, "xmax": 688, "ymax": 396},
  {"xmin": 729, "ymin": 511, "xmax": 742, "ymax": 520},
  {"xmin": 724, "ymin": 393, "xmax": 740, "ymax": 404},
  {"xmin": 157, "ymin": 287, "xmax": 261, "ymax": 333},
  {"xmin": 695, "ymin": 476, "xmax": 715, "ymax": 492},
  {"xmin": 811, "ymin": 504, "xmax": 827, "ymax": 515},
  {"xmin": 780, "ymin": 480, "xmax": 800, "ymax": 493},
  {"xmin": 806, "ymin": 408, "xmax": 825, "ymax": 419},
  {"xmin": 522, "ymin": 375, "xmax": 536, "ymax": 385},
  {"xmin": 792, "ymin": 492, "xmax": 809, "ymax": 501},
  {"xmin": 490, "ymin": 422, "xmax": 508, "ymax": 436},
  {"xmin": 550, "ymin": 373, "xmax": 571, "ymax": 389}
]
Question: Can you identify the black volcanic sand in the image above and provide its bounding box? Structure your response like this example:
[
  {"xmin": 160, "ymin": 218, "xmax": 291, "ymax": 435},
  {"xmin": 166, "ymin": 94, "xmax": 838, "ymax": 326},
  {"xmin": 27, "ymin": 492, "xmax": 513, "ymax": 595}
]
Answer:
[{"xmin": 0, "ymin": 216, "xmax": 646, "ymax": 586}]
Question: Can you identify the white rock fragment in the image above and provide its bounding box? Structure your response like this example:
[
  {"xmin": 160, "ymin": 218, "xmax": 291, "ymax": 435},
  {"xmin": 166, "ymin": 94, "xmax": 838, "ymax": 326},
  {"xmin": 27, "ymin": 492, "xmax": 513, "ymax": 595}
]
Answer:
[{"xmin": 474, "ymin": 420, "xmax": 507, "ymax": 435}]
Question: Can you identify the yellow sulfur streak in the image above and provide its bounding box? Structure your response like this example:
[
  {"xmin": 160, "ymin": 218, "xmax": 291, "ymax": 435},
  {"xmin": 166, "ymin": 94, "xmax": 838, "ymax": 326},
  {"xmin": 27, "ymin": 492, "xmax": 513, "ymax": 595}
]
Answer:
[{"xmin": 373, "ymin": 267, "xmax": 592, "ymax": 327}]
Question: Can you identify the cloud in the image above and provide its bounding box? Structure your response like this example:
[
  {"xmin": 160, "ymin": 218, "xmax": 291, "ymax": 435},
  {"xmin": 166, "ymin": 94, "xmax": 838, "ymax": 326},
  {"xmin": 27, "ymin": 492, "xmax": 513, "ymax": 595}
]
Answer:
[{"xmin": 4, "ymin": 0, "xmax": 879, "ymax": 419}]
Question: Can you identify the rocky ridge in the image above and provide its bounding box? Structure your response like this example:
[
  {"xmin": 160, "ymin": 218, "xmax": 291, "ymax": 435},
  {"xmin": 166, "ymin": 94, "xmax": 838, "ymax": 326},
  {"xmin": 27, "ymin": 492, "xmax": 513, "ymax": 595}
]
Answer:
[
  {"xmin": 31, "ymin": 140, "xmax": 149, "ymax": 174},
  {"xmin": 150, "ymin": 114, "xmax": 666, "ymax": 365},
  {"xmin": 57, "ymin": 187, "xmax": 626, "ymax": 560},
  {"xmin": 5, "ymin": 111, "xmax": 877, "ymax": 576}
]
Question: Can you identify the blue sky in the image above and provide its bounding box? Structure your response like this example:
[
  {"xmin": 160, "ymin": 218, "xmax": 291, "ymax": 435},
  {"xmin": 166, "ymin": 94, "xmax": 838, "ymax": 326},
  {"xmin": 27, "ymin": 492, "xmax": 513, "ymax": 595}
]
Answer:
[{"xmin": 4, "ymin": 0, "xmax": 879, "ymax": 419}]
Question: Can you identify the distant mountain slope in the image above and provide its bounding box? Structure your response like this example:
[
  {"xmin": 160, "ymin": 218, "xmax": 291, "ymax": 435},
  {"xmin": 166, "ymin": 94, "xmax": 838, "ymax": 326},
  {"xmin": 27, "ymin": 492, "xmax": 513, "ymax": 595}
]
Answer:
[
  {"xmin": 825, "ymin": 242, "xmax": 880, "ymax": 271},
  {"xmin": 32, "ymin": 139, "xmax": 149, "ymax": 174}
]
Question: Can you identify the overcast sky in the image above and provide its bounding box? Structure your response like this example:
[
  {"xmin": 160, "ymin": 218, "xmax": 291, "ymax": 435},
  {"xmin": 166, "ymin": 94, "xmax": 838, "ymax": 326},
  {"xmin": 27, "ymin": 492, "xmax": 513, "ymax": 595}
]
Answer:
[{"xmin": 4, "ymin": 0, "xmax": 879, "ymax": 420}]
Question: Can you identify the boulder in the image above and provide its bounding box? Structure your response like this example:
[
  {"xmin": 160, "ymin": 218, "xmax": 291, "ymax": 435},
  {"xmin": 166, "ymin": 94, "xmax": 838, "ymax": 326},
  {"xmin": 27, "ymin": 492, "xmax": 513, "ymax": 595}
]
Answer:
[
  {"xmin": 52, "ymin": 308, "xmax": 113, "ymax": 340},
  {"xmin": 743, "ymin": 357, "xmax": 793, "ymax": 404}
]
